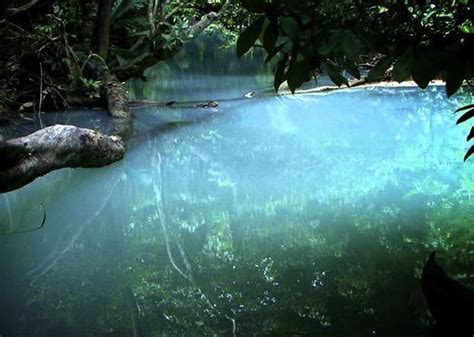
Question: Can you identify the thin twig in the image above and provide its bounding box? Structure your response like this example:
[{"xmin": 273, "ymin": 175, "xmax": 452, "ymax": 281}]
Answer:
[
  {"xmin": 129, "ymin": 36, "xmax": 146, "ymax": 53},
  {"xmin": 153, "ymin": 0, "xmax": 159, "ymax": 17},
  {"xmin": 51, "ymin": 87, "xmax": 69, "ymax": 109},
  {"xmin": 5, "ymin": 20, "xmax": 28, "ymax": 34},
  {"xmin": 5, "ymin": 0, "xmax": 39, "ymax": 16},
  {"xmin": 0, "ymin": 204, "xmax": 47, "ymax": 235},
  {"xmin": 38, "ymin": 62, "xmax": 44, "ymax": 128},
  {"xmin": 80, "ymin": 53, "xmax": 109, "ymax": 74}
]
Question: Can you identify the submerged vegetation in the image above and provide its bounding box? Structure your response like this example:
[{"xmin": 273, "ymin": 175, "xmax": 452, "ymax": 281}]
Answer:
[
  {"xmin": 1, "ymin": 83, "xmax": 473, "ymax": 336},
  {"xmin": 0, "ymin": 1, "xmax": 473, "ymax": 336}
]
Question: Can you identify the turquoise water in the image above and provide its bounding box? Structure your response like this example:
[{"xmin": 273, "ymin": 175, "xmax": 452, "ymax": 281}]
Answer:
[
  {"xmin": 0, "ymin": 84, "xmax": 472, "ymax": 336},
  {"xmin": 0, "ymin": 36, "xmax": 473, "ymax": 336}
]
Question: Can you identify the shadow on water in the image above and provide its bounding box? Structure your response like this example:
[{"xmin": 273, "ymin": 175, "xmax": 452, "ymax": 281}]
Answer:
[{"xmin": 0, "ymin": 34, "xmax": 473, "ymax": 336}]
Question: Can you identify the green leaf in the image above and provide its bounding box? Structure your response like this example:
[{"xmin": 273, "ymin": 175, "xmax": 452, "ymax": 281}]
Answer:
[
  {"xmin": 263, "ymin": 19, "xmax": 279, "ymax": 53},
  {"xmin": 115, "ymin": 54, "xmax": 128, "ymax": 67},
  {"xmin": 458, "ymin": 21, "xmax": 474, "ymax": 34},
  {"xmin": 322, "ymin": 62, "xmax": 348, "ymax": 87},
  {"xmin": 241, "ymin": 0, "xmax": 267, "ymax": 13},
  {"xmin": 340, "ymin": 58, "xmax": 360, "ymax": 79},
  {"xmin": 340, "ymin": 30, "xmax": 361, "ymax": 63},
  {"xmin": 367, "ymin": 56, "xmax": 394, "ymax": 82},
  {"xmin": 265, "ymin": 42, "xmax": 287, "ymax": 64},
  {"xmin": 280, "ymin": 17, "xmax": 299, "ymax": 42},
  {"xmin": 287, "ymin": 57, "xmax": 311, "ymax": 93},
  {"xmin": 455, "ymin": 104, "xmax": 474, "ymax": 113},
  {"xmin": 393, "ymin": 48, "xmax": 414, "ymax": 82},
  {"xmin": 456, "ymin": 108, "xmax": 474, "ymax": 125},
  {"xmin": 112, "ymin": 0, "xmax": 134, "ymax": 20},
  {"xmin": 446, "ymin": 61, "xmax": 466, "ymax": 97},
  {"xmin": 237, "ymin": 17, "xmax": 265, "ymax": 57},
  {"xmin": 319, "ymin": 32, "xmax": 340, "ymax": 56},
  {"xmin": 464, "ymin": 146, "xmax": 474, "ymax": 161},
  {"xmin": 467, "ymin": 127, "xmax": 474, "ymax": 142},
  {"xmin": 411, "ymin": 47, "xmax": 440, "ymax": 89},
  {"xmin": 274, "ymin": 55, "xmax": 288, "ymax": 92}
]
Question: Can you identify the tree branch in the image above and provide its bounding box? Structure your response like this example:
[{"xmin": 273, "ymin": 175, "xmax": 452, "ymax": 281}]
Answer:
[
  {"xmin": 0, "ymin": 125, "xmax": 125, "ymax": 193},
  {"xmin": 5, "ymin": 0, "xmax": 40, "ymax": 16},
  {"xmin": 112, "ymin": 0, "xmax": 231, "ymax": 81}
]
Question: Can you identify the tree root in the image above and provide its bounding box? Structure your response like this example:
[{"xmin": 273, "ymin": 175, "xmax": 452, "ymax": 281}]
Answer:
[
  {"xmin": 26, "ymin": 178, "xmax": 119, "ymax": 285},
  {"xmin": 152, "ymin": 152, "xmax": 237, "ymax": 337}
]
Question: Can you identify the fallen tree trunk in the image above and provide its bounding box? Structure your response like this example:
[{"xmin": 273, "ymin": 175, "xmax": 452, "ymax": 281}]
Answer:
[{"xmin": 0, "ymin": 125, "xmax": 125, "ymax": 193}]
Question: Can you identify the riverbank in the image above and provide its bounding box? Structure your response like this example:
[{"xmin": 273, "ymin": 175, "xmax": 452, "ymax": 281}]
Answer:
[{"xmin": 284, "ymin": 79, "xmax": 447, "ymax": 96}]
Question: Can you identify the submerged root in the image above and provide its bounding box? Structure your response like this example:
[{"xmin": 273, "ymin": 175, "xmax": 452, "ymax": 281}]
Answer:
[
  {"xmin": 152, "ymin": 152, "xmax": 237, "ymax": 337},
  {"xmin": 26, "ymin": 179, "xmax": 119, "ymax": 285},
  {"xmin": 152, "ymin": 153, "xmax": 191, "ymax": 282},
  {"xmin": 28, "ymin": 226, "xmax": 86, "ymax": 286}
]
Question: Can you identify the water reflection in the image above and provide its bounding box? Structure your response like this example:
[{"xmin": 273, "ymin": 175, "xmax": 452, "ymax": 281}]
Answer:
[
  {"xmin": 0, "ymin": 34, "xmax": 473, "ymax": 336},
  {"xmin": 0, "ymin": 84, "xmax": 472, "ymax": 336}
]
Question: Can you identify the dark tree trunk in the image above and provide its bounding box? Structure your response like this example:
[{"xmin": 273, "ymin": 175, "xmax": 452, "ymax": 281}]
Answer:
[{"xmin": 95, "ymin": 0, "xmax": 113, "ymax": 59}]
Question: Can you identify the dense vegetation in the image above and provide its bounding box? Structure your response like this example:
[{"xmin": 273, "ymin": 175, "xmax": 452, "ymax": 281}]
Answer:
[
  {"xmin": 0, "ymin": 0, "xmax": 472, "ymax": 158},
  {"xmin": 235, "ymin": 0, "xmax": 474, "ymax": 158},
  {"xmin": 237, "ymin": 0, "xmax": 473, "ymax": 93},
  {"xmin": 0, "ymin": 0, "xmax": 235, "ymax": 114}
]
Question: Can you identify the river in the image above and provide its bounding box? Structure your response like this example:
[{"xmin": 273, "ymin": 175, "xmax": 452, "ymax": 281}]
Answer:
[{"xmin": 0, "ymin": 34, "xmax": 472, "ymax": 337}]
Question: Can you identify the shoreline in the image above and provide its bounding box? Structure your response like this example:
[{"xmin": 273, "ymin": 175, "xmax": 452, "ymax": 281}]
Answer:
[{"xmin": 282, "ymin": 79, "xmax": 448, "ymax": 97}]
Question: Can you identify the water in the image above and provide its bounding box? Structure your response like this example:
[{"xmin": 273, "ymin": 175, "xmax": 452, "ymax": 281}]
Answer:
[{"xmin": 0, "ymin": 36, "xmax": 473, "ymax": 336}]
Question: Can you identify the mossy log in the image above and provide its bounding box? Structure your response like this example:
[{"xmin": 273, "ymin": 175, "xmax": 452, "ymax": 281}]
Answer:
[{"xmin": 0, "ymin": 125, "xmax": 125, "ymax": 193}]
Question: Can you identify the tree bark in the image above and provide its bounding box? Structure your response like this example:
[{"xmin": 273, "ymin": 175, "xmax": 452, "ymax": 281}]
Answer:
[
  {"xmin": 102, "ymin": 72, "xmax": 131, "ymax": 118},
  {"xmin": 95, "ymin": 0, "xmax": 113, "ymax": 59},
  {"xmin": 0, "ymin": 125, "xmax": 125, "ymax": 193}
]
